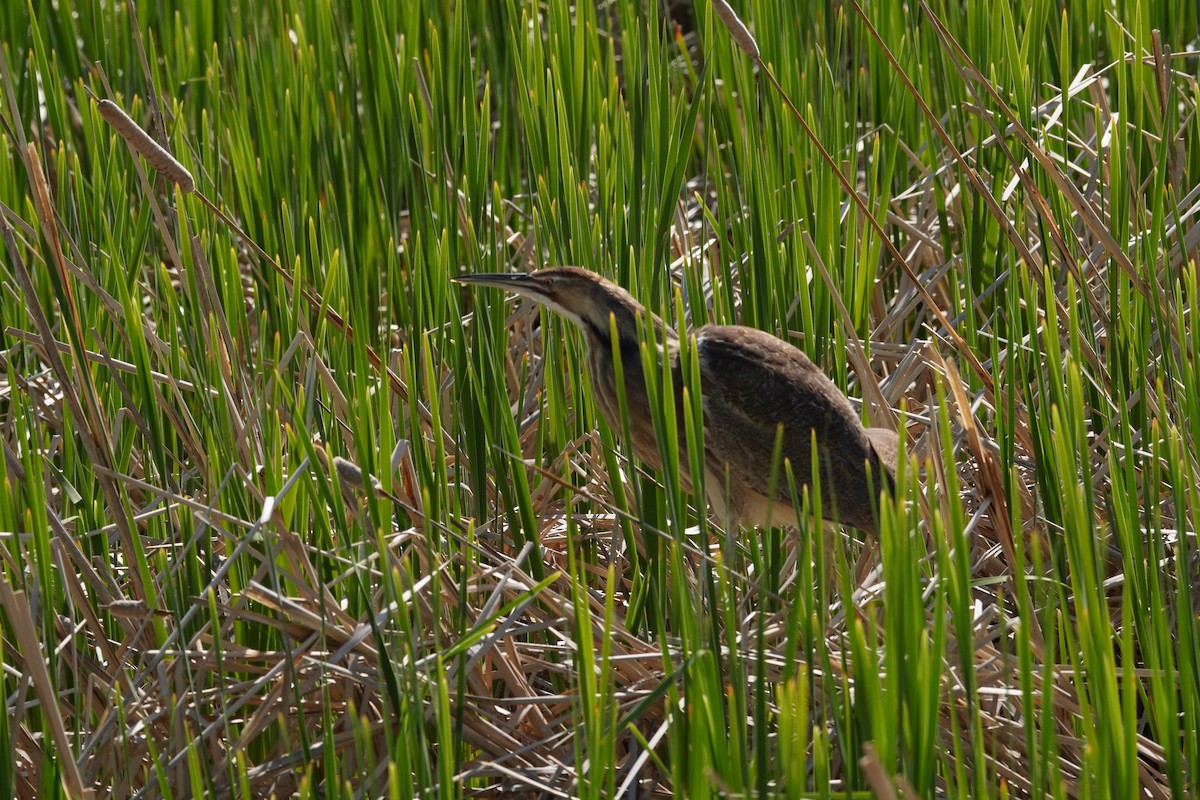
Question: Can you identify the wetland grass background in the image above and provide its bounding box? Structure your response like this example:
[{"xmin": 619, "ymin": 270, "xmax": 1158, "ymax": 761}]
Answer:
[{"xmin": 1, "ymin": 0, "xmax": 1199, "ymax": 796}]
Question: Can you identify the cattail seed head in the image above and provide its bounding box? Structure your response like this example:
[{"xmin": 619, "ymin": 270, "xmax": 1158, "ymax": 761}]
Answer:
[
  {"xmin": 333, "ymin": 455, "xmax": 384, "ymax": 496},
  {"xmin": 712, "ymin": 0, "xmax": 761, "ymax": 62},
  {"xmin": 98, "ymin": 99, "xmax": 195, "ymax": 194}
]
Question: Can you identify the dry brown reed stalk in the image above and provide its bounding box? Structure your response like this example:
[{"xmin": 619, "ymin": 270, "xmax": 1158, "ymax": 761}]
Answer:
[
  {"xmin": 97, "ymin": 93, "xmax": 438, "ymax": 451},
  {"xmin": 98, "ymin": 99, "xmax": 195, "ymax": 194},
  {"xmin": 0, "ymin": 573, "xmax": 87, "ymax": 798},
  {"xmin": 710, "ymin": 0, "xmax": 993, "ymax": 399},
  {"xmin": 858, "ymin": 743, "xmax": 900, "ymax": 800}
]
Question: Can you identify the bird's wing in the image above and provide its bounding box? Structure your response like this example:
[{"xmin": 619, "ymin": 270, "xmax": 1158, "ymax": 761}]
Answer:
[
  {"xmin": 864, "ymin": 427, "xmax": 899, "ymax": 479},
  {"xmin": 689, "ymin": 325, "xmax": 880, "ymax": 503}
]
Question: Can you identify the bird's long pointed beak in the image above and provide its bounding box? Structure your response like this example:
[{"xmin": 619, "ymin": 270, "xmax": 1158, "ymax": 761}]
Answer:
[{"xmin": 452, "ymin": 272, "xmax": 546, "ymax": 299}]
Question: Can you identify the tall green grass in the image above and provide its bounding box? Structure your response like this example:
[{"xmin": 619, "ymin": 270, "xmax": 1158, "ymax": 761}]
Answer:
[{"xmin": 1, "ymin": 0, "xmax": 1198, "ymax": 796}]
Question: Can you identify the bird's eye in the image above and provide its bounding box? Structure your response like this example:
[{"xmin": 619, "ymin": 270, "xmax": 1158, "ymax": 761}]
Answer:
[{"xmin": 540, "ymin": 277, "xmax": 554, "ymax": 290}]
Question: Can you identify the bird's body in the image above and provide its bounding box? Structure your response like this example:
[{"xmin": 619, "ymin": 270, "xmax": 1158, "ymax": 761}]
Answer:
[{"xmin": 456, "ymin": 267, "xmax": 897, "ymax": 536}]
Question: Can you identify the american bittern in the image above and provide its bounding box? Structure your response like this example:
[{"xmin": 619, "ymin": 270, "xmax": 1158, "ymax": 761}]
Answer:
[{"xmin": 455, "ymin": 267, "xmax": 897, "ymax": 536}]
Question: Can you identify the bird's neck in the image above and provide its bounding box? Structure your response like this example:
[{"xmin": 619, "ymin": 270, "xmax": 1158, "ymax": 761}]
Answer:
[{"xmin": 581, "ymin": 304, "xmax": 676, "ymax": 356}]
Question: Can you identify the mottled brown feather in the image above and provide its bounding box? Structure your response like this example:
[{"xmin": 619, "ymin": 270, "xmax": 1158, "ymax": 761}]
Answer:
[
  {"xmin": 455, "ymin": 267, "xmax": 895, "ymax": 535},
  {"xmin": 690, "ymin": 325, "xmax": 893, "ymax": 534}
]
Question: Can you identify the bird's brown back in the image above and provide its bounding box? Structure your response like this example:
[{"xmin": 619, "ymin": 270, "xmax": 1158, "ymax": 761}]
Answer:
[
  {"xmin": 690, "ymin": 325, "xmax": 892, "ymax": 533},
  {"xmin": 573, "ymin": 293, "xmax": 892, "ymax": 533}
]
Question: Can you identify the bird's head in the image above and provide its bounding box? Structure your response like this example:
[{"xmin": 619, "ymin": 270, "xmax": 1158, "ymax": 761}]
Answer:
[{"xmin": 453, "ymin": 266, "xmax": 672, "ymax": 347}]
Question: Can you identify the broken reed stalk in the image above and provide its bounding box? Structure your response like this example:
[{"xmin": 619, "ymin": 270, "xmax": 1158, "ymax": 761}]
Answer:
[{"xmin": 98, "ymin": 99, "xmax": 194, "ymax": 194}]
